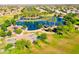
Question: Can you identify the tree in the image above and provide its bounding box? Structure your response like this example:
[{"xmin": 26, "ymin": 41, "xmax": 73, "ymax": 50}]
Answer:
[
  {"xmin": 37, "ymin": 33, "xmax": 49, "ymax": 44},
  {"xmin": 21, "ymin": 7, "xmax": 40, "ymax": 17},
  {"xmin": 0, "ymin": 29, "xmax": 6, "ymax": 37},
  {"xmin": 5, "ymin": 43, "xmax": 13, "ymax": 51},
  {"xmin": 16, "ymin": 39, "xmax": 31, "ymax": 49},
  {"xmin": 56, "ymin": 26, "xmax": 63, "ymax": 35},
  {"xmin": 37, "ymin": 33, "xmax": 47, "ymax": 40},
  {"xmin": 7, "ymin": 40, "xmax": 32, "ymax": 54},
  {"xmin": 14, "ymin": 15, "xmax": 19, "ymax": 19},
  {"xmin": 1, "ymin": 19, "xmax": 12, "ymax": 31},
  {"xmin": 4, "ymin": 20, "xmax": 11, "ymax": 27},
  {"xmin": 15, "ymin": 28, "xmax": 22, "ymax": 34},
  {"xmin": 64, "ymin": 13, "xmax": 77, "ymax": 24},
  {"xmin": 53, "ymin": 13, "xmax": 77, "ymax": 35},
  {"xmin": 22, "ymin": 25, "xmax": 26, "ymax": 29},
  {"xmin": 37, "ymin": 24, "xmax": 43, "ymax": 29},
  {"xmin": 11, "ymin": 19, "xmax": 16, "ymax": 25},
  {"xmin": 25, "ymin": 40, "xmax": 32, "ymax": 49},
  {"xmin": 6, "ymin": 31, "xmax": 12, "ymax": 36},
  {"xmin": 1, "ymin": 24, "xmax": 7, "ymax": 31}
]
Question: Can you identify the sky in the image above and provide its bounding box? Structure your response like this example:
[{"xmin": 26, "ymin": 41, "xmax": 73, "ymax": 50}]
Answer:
[{"xmin": 0, "ymin": 0, "xmax": 79, "ymax": 4}]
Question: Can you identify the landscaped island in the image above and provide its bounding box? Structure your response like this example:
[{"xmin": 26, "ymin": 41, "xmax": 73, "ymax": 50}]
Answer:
[{"xmin": 0, "ymin": 5, "xmax": 79, "ymax": 54}]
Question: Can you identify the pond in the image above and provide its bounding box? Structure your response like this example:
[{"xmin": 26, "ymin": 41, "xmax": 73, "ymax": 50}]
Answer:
[{"xmin": 16, "ymin": 17, "xmax": 64, "ymax": 30}]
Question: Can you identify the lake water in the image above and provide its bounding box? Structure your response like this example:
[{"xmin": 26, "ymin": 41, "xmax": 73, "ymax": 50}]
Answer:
[{"xmin": 16, "ymin": 17, "xmax": 64, "ymax": 30}]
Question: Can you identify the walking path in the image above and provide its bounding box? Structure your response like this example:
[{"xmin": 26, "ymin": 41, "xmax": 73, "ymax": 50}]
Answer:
[{"xmin": 25, "ymin": 28, "xmax": 55, "ymax": 34}]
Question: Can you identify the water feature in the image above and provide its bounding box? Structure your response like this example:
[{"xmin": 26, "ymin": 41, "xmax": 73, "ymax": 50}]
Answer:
[{"xmin": 16, "ymin": 17, "xmax": 64, "ymax": 30}]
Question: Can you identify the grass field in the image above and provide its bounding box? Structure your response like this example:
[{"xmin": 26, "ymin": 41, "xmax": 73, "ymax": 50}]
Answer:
[{"xmin": 1, "ymin": 31, "xmax": 78, "ymax": 54}]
